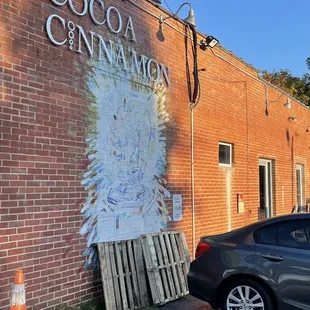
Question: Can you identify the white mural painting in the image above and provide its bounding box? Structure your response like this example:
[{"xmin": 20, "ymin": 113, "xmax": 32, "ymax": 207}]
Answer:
[{"xmin": 81, "ymin": 61, "xmax": 171, "ymax": 267}]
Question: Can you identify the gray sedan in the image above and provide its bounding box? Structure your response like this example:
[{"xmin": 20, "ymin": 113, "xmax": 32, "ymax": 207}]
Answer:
[{"xmin": 188, "ymin": 213, "xmax": 310, "ymax": 310}]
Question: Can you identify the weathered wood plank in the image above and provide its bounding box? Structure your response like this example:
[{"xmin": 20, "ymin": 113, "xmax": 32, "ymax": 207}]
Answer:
[
  {"xmin": 158, "ymin": 233, "xmax": 176, "ymax": 299},
  {"xmin": 106, "ymin": 242, "xmax": 117, "ymax": 309},
  {"xmin": 164, "ymin": 232, "xmax": 181, "ymax": 297},
  {"xmin": 115, "ymin": 241, "xmax": 129, "ymax": 310},
  {"xmin": 177, "ymin": 231, "xmax": 191, "ymax": 288},
  {"xmin": 133, "ymin": 238, "xmax": 149, "ymax": 308},
  {"xmin": 98, "ymin": 244, "xmax": 113, "ymax": 310},
  {"xmin": 109, "ymin": 242, "xmax": 122, "ymax": 309},
  {"xmin": 140, "ymin": 235, "xmax": 160, "ymax": 305},
  {"xmin": 127, "ymin": 240, "xmax": 140, "ymax": 309},
  {"xmin": 99, "ymin": 242, "xmax": 116, "ymax": 310},
  {"xmin": 146, "ymin": 234, "xmax": 165, "ymax": 305},
  {"xmin": 179, "ymin": 231, "xmax": 191, "ymax": 267},
  {"xmin": 153, "ymin": 235, "xmax": 171, "ymax": 302},
  {"xmin": 170, "ymin": 233, "xmax": 187, "ymax": 295},
  {"xmin": 122, "ymin": 241, "xmax": 134, "ymax": 309}
]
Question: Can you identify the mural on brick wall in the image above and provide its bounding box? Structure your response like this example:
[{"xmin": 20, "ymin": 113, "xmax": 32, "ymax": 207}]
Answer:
[{"xmin": 81, "ymin": 60, "xmax": 171, "ymax": 266}]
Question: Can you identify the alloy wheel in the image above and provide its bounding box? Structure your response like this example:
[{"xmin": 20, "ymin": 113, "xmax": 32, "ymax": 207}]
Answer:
[{"xmin": 226, "ymin": 285, "xmax": 264, "ymax": 310}]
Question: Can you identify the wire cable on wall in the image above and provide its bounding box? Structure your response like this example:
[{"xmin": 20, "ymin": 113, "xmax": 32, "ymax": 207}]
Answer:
[{"xmin": 185, "ymin": 26, "xmax": 193, "ymax": 104}]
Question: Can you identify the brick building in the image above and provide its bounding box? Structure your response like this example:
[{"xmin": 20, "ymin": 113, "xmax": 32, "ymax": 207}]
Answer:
[{"xmin": 1, "ymin": 0, "xmax": 310, "ymax": 309}]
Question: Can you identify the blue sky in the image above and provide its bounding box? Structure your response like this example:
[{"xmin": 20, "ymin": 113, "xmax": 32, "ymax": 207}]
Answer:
[{"xmin": 162, "ymin": 0, "xmax": 310, "ymax": 77}]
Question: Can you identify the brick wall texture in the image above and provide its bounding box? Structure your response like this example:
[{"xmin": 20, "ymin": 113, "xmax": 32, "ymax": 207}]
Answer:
[{"xmin": 1, "ymin": 0, "xmax": 310, "ymax": 309}]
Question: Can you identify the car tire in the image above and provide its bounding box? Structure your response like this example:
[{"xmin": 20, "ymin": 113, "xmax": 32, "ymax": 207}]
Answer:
[{"xmin": 220, "ymin": 278, "xmax": 275, "ymax": 310}]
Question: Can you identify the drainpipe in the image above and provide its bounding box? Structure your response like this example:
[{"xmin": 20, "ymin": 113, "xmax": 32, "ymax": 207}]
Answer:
[
  {"xmin": 291, "ymin": 135, "xmax": 294, "ymax": 208},
  {"xmin": 190, "ymin": 106, "xmax": 195, "ymax": 259}
]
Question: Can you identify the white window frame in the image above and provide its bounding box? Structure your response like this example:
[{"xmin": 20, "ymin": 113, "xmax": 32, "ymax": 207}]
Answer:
[
  {"xmin": 259, "ymin": 159, "xmax": 273, "ymax": 218},
  {"xmin": 219, "ymin": 142, "xmax": 233, "ymax": 168},
  {"xmin": 296, "ymin": 164, "xmax": 304, "ymax": 207}
]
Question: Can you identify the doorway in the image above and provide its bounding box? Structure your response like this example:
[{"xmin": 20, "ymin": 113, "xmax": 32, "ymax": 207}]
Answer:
[
  {"xmin": 259, "ymin": 159, "xmax": 273, "ymax": 219},
  {"xmin": 296, "ymin": 164, "xmax": 304, "ymax": 208}
]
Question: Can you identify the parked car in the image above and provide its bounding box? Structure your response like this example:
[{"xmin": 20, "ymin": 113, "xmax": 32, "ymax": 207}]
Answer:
[{"xmin": 188, "ymin": 213, "xmax": 310, "ymax": 310}]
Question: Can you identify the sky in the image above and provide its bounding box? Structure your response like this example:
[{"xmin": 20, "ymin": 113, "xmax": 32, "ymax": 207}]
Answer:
[{"xmin": 162, "ymin": 0, "xmax": 310, "ymax": 77}]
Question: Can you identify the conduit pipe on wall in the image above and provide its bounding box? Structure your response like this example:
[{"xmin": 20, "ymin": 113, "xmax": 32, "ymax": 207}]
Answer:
[{"xmin": 190, "ymin": 106, "xmax": 195, "ymax": 259}]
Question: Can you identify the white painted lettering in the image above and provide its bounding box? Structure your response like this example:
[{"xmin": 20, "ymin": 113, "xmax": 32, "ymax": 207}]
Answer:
[
  {"xmin": 115, "ymin": 44, "xmax": 128, "ymax": 70},
  {"xmin": 147, "ymin": 59, "xmax": 160, "ymax": 82},
  {"xmin": 77, "ymin": 26, "xmax": 95, "ymax": 57},
  {"xmin": 46, "ymin": 14, "xmax": 67, "ymax": 46},
  {"xmin": 97, "ymin": 35, "xmax": 114, "ymax": 63},
  {"xmin": 160, "ymin": 64, "xmax": 171, "ymax": 87},
  {"xmin": 106, "ymin": 6, "xmax": 122, "ymax": 34},
  {"xmin": 89, "ymin": 0, "xmax": 106, "ymax": 25},
  {"xmin": 124, "ymin": 17, "xmax": 136, "ymax": 41},
  {"xmin": 68, "ymin": 0, "xmax": 88, "ymax": 16},
  {"xmin": 47, "ymin": 1, "xmax": 172, "ymax": 87},
  {"xmin": 130, "ymin": 48, "xmax": 147, "ymax": 78},
  {"xmin": 51, "ymin": 0, "xmax": 67, "ymax": 6}
]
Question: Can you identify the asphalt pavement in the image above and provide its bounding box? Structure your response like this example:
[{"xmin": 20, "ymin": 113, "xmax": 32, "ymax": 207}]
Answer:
[{"xmin": 153, "ymin": 295, "xmax": 213, "ymax": 310}]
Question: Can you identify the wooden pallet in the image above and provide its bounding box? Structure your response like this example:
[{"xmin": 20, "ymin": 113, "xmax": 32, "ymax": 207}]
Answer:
[
  {"xmin": 140, "ymin": 231, "xmax": 191, "ymax": 306},
  {"xmin": 97, "ymin": 239, "xmax": 149, "ymax": 310}
]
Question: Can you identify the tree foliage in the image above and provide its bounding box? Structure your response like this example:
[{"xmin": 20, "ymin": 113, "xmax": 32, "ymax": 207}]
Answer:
[{"xmin": 261, "ymin": 57, "xmax": 310, "ymax": 106}]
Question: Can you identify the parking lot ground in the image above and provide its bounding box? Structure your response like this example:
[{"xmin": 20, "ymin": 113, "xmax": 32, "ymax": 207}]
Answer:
[{"xmin": 153, "ymin": 295, "xmax": 212, "ymax": 310}]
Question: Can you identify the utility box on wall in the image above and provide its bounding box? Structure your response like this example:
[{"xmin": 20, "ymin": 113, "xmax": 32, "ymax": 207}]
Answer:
[{"xmin": 237, "ymin": 193, "xmax": 244, "ymax": 213}]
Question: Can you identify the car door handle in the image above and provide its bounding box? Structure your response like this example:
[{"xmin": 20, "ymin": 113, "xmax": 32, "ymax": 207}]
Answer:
[{"xmin": 261, "ymin": 253, "xmax": 284, "ymax": 262}]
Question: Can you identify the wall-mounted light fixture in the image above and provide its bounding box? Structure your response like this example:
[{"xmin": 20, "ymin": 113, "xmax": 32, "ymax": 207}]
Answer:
[
  {"xmin": 265, "ymin": 93, "xmax": 291, "ymax": 115},
  {"xmin": 283, "ymin": 97, "xmax": 291, "ymax": 109},
  {"xmin": 159, "ymin": 2, "xmax": 196, "ymax": 27},
  {"xmin": 268, "ymin": 93, "xmax": 291, "ymax": 107},
  {"xmin": 200, "ymin": 35, "xmax": 219, "ymax": 50}
]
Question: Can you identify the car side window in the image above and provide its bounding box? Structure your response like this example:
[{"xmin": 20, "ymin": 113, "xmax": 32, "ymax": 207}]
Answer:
[
  {"xmin": 255, "ymin": 220, "xmax": 310, "ymax": 250},
  {"xmin": 254, "ymin": 224, "xmax": 277, "ymax": 245},
  {"xmin": 278, "ymin": 220, "xmax": 310, "ymax": 249}
]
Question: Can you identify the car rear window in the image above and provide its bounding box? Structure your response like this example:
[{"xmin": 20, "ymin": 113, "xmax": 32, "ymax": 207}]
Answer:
[
  {"xmin": 254, "ymin": 224, "xmax": 277, "ymax": 245},
  {"xmin": 254, "ymin": 220, "xmax": 310, "ymax": 250},
  {"xmin": 278, "ymin": 221, "xmax": 310, "ymax": 249}
]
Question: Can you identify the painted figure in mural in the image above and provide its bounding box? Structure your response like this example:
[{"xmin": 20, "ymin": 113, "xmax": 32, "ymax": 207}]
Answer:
[
  {"xmin": 105, "ymin": 97, "xmax": 153, "ymax": 215},
  {"xmin": 81, "ymin": 62, "xmax": 170, "ymax": 266}
]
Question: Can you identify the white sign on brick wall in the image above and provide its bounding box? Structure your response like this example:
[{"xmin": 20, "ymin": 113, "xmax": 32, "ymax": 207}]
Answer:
[{"xmin": 173, "ymin": 194, "xmax": 182, "ymax": 221}]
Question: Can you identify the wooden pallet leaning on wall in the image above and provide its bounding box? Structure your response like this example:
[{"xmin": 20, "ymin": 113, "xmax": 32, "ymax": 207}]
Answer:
[
  {"xmin": 140, "ymin": 231, "xmax": 191, "ymax": 306},
  {"xmin": 97, "ymin": 239, "xmax": 149, "ymax": 310}
]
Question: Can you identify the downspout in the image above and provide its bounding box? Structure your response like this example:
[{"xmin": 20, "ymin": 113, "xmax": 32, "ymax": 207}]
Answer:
[
  {"xmin": 190, "ymin": 106, "xmax": 195, "ymax": 259},
  {"xmin": 291, "ymin": 135, "xmax": 294, "ymax": 209}
]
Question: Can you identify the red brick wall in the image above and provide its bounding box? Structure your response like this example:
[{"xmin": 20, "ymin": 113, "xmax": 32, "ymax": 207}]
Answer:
[{"xmin": 1, "ymin": 0, "xmax": 310, "ymax": 309}]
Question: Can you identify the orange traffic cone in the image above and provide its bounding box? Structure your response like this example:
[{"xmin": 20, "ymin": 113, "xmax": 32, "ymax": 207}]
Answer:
[{"xmin": 10, "ymin": 270, "xmax": 26, "ymax": 310}]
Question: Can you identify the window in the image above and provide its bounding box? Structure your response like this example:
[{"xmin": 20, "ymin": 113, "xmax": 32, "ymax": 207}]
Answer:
[
  {"xmin": 219, "ymin": 142, "xmax": 233, "ymax": 167},
  {"xmin": 278, "ymin": 220, "xmax": 310, "ymax": 249},
  {"xmin": 259, "ymin": 159, "xmax": 273, "ymax": 219},
  {"xmin": 254, "ymin": 224, "xmax": 277, "ymax": 245},
  {"xmin": 254, "ymin": 220, "xmax": 310, "ymax": 250}
]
